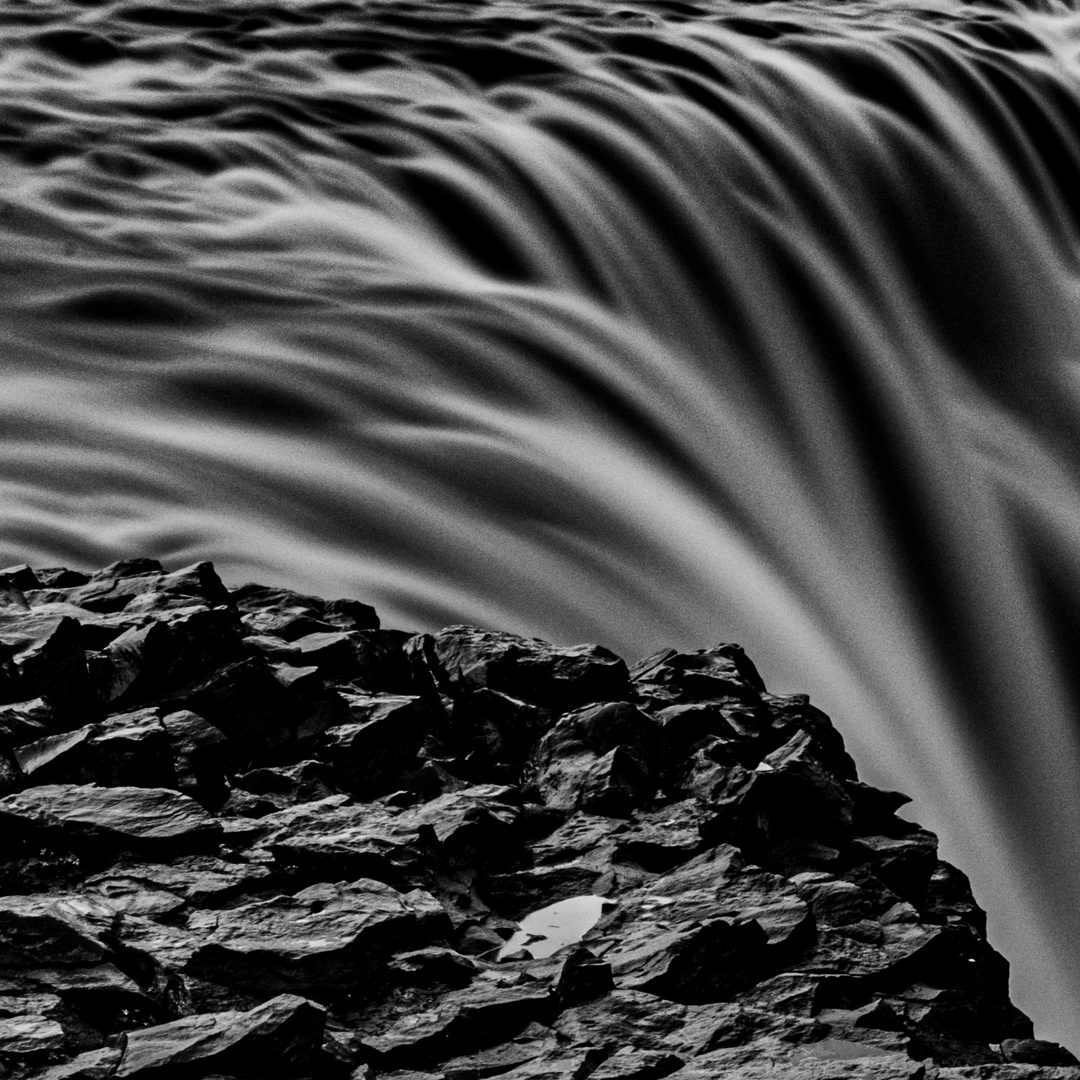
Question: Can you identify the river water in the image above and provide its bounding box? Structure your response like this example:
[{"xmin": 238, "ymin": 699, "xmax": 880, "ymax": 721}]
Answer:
[{"xmin": 2, "ymin": 0, "xmax": 1080, "ymax": 1051}]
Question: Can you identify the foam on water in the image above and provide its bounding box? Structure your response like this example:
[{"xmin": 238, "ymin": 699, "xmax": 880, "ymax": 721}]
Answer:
[{"xmin": 2, "ymin": 0, "xmax": 1080, "ymax": 1050}]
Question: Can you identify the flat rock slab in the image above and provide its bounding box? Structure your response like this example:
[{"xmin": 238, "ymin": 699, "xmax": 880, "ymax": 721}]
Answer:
[
  {"xmin": 0, "ymin": 893, "xmax": 148, "ymax": 1000},
  {"xmin": 185, "ymin": 879, "xmax": 450, "ymax": 997},
  {"xmin": 358, "ymin": 979, "xmax": 558, "ymax": 1067},
  {"xmin": 114, "ymin": 993, "xmax": 326, "ymax": 1077},
  {"xmin": 83, "ymin": 857, "xmax": 272, "ymax": 918},
  {"xmin": 0, "ymin": 784, "xmax": 223, "ymax": 858},
  {"xmin": 251, "ymin": 785, "xmax": 521, "ymax": 886}
]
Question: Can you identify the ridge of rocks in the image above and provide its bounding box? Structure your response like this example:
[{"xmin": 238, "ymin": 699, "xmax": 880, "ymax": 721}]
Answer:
[{"xmin": 0, "ymin": 558, "xmax": 1074, "ymax": 1080}]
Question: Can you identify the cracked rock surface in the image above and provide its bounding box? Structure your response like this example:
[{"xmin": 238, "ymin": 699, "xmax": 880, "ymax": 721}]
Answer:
[{"xmin": 0, "ymin": 558, "xmax": 1075, "ymax": 1079}]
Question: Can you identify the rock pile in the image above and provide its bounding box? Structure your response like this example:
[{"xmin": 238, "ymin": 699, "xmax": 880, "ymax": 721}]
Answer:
[{"xmin": 0, "ymin": 558, "xmax": 1075, "ymax": 1079}]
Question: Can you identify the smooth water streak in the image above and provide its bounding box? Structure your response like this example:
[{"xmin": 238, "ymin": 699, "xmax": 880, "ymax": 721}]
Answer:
[{"xmin": 2, "ymin": 0, "xmax": 1080, "ymax": 1050}]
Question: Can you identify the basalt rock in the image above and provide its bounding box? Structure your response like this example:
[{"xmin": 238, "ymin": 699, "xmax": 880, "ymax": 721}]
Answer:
[{"xmin": 0, "ymin": 559, "xmax": 1071, "ymax": 1080}]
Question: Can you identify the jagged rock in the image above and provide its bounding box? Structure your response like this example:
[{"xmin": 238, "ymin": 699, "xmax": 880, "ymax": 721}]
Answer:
[
  {"xmin": 161, "ymin": 709, "xmax": 231, "ymax": 808},
  {"xmin": 356, "ymin": 980, "xmax": 558, "ymax": 1067},
  {"xmin": 0, "ymin": 783, "xmax": 223, "ymax": 859},
  {"xmin": 525, "ymin": 702, "xmax": 662, "ymax": 816},
  {"xmin": 185, "ymin": 879, "xmax": 450, "ymax": 998},
  {"xmin": 0, "ymin": 611, "xmax": 92, "ymax": 717},
  {"xmin": 631, "ymin": 644, "xmax": 767, "ymax": 706},
  {"xmin": 29, "ymin": 561, "xmax": 231, "ymax": 617},
  {"xmin": 406, "ymin": 626, "xmax": 632, "ymax": 712},
  {"xmin": 553, "ymin": 947, "xmax": 614, "ymax": 1006},
  {"xmin": 0, "ymin": 1013, "xmax": 67, "ymax": 1058},
  {"xmin": 0, "ymin": 559, "xmax": 1061, "ymax": 1078},
  {"xmin": 231, "ymin": 759, "xmax": 336, "ymax": 812},
  {"xmin": 0, "ymin": 893, "xmax": 168, "ymax": 1016},
  {"xmin": 233, "ymin": 583, "xmax": 379, "ymax": 640},
  {"xmin": 245, "ymin": 784, "xmax": 521, "ymax": 891},
  {"xmin": 1001, "ymin": 1039, "xmax": 1079, "ymax": 1066},
  {"xmin": 113, "ymin": 993, "xmax": 326, "ymax": 1077},
  {"xmin": 83, "ymin": 856, "xmax": 272, "ymax": 917},
  {"xmin": 317, "ymin": 692, "xmax": 434, "ymax": 796},
  {"xmin": 587, "ymin": 1048, "xmax": 684, "ymax": 1080},
  {"xmin": 443, "ymin": 689, "xmax": 549, "ymax": 782},
  {"xmin": 37, "ymin": 1046, "xmax": 123, "ymax": 1079},
  {"xmin": 0, "ymin": 696, "xmax": 55, "ymax": 747},
  {"xmin": 15, "ymin": 708, "xmax": 177, "ymax": 789}
]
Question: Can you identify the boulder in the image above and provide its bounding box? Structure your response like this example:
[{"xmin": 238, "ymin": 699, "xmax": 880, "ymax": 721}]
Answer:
[
  {"xmin": 526, "ymin": 702, "xmax": 661, "ymax": 816},
  {"xmin": 356, "ymin": 980, "xmax": 558, "ymax": 1068},
  {"xmin": 15, "ymin": 709, "xmax": 176, "ymax": 789},
  {"xmin": 0, "ymin": 784, "xmax": 222, "ymax": 859},
  {"xmin": 0, "ymin": 612, "xmax": 92, "ymax": 717},
  {"xmin": 114, "ymin": 993, "xmax": 326, "ymax": 1077},
  {"xmin": 406, "ymin": 627, "xmax": 631, "ymax": 712},
  {"xmin": 317, "ymin": 692, "xmax": 433, "ymax": 796},
  {"xmin": 185, "ymin": 879, "xmax": 450, "ymax": 998}
]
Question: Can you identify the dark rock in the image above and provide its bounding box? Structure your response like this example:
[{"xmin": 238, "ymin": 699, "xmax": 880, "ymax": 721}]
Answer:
[
  {"xmin": 185, "ymin": 879, "xmax": 450, "ymax": 999},
  {"xmin": 553, "ymin": 947, "xmax": 614, "ymax": 1006},
  {"xmin": 161, "ymin": 709, "xmax": 231, "ymax": 808},
  {"xmin": 0, "ymin": 893, "xmax": 169, "ymax": 1017},
  {"xmin": 31, "ymin": 561, "xmax": 230, "ymax": 616},
  {"xmin": 406, "ymin": 626, "xmax": 631, "ymax": 713},
  {"xmin": 233, "ymin": 583, "xmax": 378, "ymax": 640},
  {"xmin": 0, "ymin": 784, "xmax": 223, "ymax": 859},
  {"xmin": 587, "ymin": 1048, "xmax": 684, "ymax": 1080},
  {"xmin": 444, "ymin": 689, "xmax": 549, "ymax": 782},
  {"xmin": 0, "ymin": 559, "xmax": 1057, "ymax": 1079},
  {"xmin": 356, "ymin": 980, "xmax": 557, "ymax": 1068},
  {"xmin": 525, "ymin": 702, "xmax": 661, "ymax": 816},
  {"xmin": 16, "ymin": 709, "xmax": 177, "ymax": 789},
  {"xmin": 1001, "ymin": 1039, "xmax": 1079, "ymax": 1066},
  {"xmin": 631, "ymin": 644, "xmax": 766, "ymax": 708},
  {"xmin": 0, "ymin": 696, "xmax": 55, "ymax": 747},
  {"xmin": 318, "ymin": 692, "xmax": 434, "ymax": 796},
  {"xmin": 113, "ymin": 993, "xmax": 326, "ymax": 1077},
  {"xmin": 1, "ymin": 564, "xmax": 43, "ymax": 592},
  {"xmin": 0, "ymin": 612, "xmax": 92, "ymax": 717}
]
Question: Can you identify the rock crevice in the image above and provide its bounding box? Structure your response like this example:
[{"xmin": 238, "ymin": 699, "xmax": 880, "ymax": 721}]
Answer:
[{"xmin": 0, "ymin": 559, "xmax": 1074, "ymax": 1079}]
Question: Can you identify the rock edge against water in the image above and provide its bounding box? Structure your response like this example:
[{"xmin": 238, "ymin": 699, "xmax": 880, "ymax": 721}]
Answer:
[{"xmin": 0, "ymin": 557, "xmax": 1074, "ymax": 1080}]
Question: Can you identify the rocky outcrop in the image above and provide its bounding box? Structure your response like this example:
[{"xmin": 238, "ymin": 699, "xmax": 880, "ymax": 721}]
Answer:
[{"xmin": 0, "ymin": 558, "xmax": 1074, "ymax": 1079}]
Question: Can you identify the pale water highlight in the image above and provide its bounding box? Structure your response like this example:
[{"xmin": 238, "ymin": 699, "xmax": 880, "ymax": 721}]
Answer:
[{"xmin": 2, "ymin": 0, "xmax": 1080, "ymax": 1051}]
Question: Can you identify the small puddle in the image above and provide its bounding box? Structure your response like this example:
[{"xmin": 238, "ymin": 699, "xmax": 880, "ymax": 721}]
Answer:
[{"xmin": 497, "ymin": 894, "xmax": 611, "ymax": 960}]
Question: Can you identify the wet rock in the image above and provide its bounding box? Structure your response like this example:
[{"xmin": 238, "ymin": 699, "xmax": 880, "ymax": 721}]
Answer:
[
  {"xmin": 0, "ymin": 784, "xmax": 222, "ymax": 859},
  {"xmin": 317, "ymin": 692, "xmax": 434, "ymax": 796},
  {"xmin": 31, "ymin": 562, "xmax": 231, "ymax": 617},
  {"xmin": 0, "ymin": 559, "xmax": 1057, "ymax": 1078},
  {"xmin": 631, "ymin": 644, "xmax": 766, "ymax": 708},
  {"xmin": 37, "ymin": 1045, "xmax": 122, "ymax": 1080},
  {"xmin": 0, "ymin": 612, "xmax": 92, "ymax": 717},
  {"xmin": 0, "ymin": 893, "xmax": 169, "ymax": 1021},
  {"xmin": 526, "ymin": 702, "xmax": 661, "ymax": 816},
  {"xmin": 83, "ymin": 856, "xmax": 272, "ymax": 917},
  {"xmin": 185, "ymin": 879, "xmax": 450, "ymax": 999},
  {"xmin": 444, "ymin": 689, "xmax": 549, "ymax": 782},
  {"xmin": 114, "ymin": 993, "xmax": 326, "ymax": 1077},
  {"xmin": 0, "ymin": 696, "xmax": 55, "ymax": 747},
  {"xmin": 16, "ymin": 709, "xmax": 176, "ymax": 789},
  {"xmin": 357, "ymin": 980, "xmax": 557, "ymax": 1068},
  {"xmin": 553, "ymin": 947, "xmax": 614, "ymax": 1006},
  {"xmin": 407, "ymin": 626, "xmax": 631, "ymax": 713},
  {"xmin": 1001, "ymin": 1040, "xmax": 1079, "ymax": 1066},
  {"xmin": 233, "ymin": 583, "xmax": 378, "ymax": 640},
  {"xmin": 161, "ymin": 709, "xmax": 231, "ymax": 808}
]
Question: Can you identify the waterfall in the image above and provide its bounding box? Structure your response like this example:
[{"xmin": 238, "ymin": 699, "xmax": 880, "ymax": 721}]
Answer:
[{"xmin": 2, "ymin": 0, "xmax": 1080, "ymax": 1050}]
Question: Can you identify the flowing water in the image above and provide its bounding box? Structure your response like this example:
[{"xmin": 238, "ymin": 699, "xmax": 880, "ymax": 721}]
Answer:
[{"xmin": 2, "ymin": 0, "xmax": 1080, "ymax": 1051}]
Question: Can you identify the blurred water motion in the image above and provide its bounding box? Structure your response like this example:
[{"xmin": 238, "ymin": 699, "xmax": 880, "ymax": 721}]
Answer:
[{"xmin": 2, "ymin": 0, "xmax": 1080, "ymax": 1051}]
